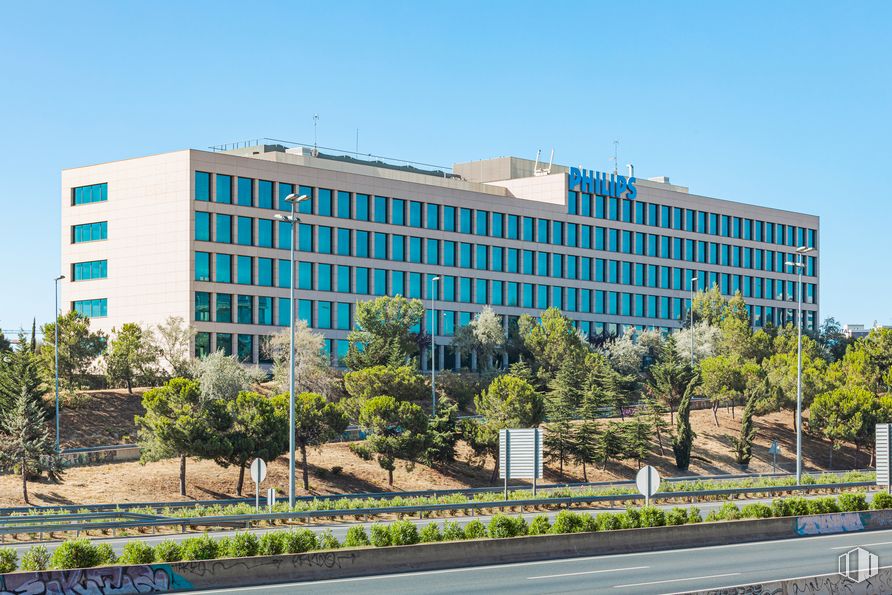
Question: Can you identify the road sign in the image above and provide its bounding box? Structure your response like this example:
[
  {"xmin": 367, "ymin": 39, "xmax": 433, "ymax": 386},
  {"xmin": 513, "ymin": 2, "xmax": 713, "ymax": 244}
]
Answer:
[
  {"xmin": 877, "ymin": 425, "xmax": 892, "ymax": 490},
  {"xmin": 769, "ymin": 440, "xmax": 781, "ymax": 474},
  {"xmin": 636, "ymin": 465, "xmax": 661, "ymax": 506},
  {"xmin": 499, "ymin": 428, "xmax": 543, "ymax": 499},
  {"xmin": 250, "ymin": 458, "xmax": 267, "ymax": 511}
]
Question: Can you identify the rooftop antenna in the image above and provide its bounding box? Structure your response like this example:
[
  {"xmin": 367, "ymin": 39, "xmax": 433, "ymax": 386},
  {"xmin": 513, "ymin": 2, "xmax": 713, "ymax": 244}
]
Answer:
[
  {"xmin": 612, "ymin": 140, "xmax": 619, "ymax": 175},
  {"xmin": 533, "ymin": 149, "xmax": 541, "ymax": 174},
  {"xmin": 627, "ymin": 163, "xmax": 634, "ymax": 178},
  {"xmin": 534, "ymin": 148, "xmax": 555, "ymax": 176},
  {"xmin": 546, "ymin": 148, "xmax": 554, "ymax": 174},
  {"xmin": 313, "ymin": 114, "xmax": 319, "ymax": 156}
]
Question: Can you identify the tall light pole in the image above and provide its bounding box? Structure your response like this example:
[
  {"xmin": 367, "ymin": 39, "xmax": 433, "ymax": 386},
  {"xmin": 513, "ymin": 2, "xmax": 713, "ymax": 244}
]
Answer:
[
  {"xmin": 274, "ymin": 193, "xmax": 309, "ymax": 507},
  {"xmin": 689, "ymin": 276, "xmax": 698, "ymax": 367},
  {"xmin": 785, "ymin": 245, "xmax": 813, "ymax": 484},
  {"xmin": 54, "ymin": 274, "xmax": 65, "ymax": 452},
  {"xmin": 429, "ymin": 276, "xmax": 440, "ymax": 415}
]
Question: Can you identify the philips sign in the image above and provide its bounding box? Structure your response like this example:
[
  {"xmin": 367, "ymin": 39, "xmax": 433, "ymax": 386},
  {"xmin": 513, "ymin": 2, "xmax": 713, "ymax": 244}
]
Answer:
[{"xmin": 568, "ymin": 167, "xmax": 637, "ymax": 200}]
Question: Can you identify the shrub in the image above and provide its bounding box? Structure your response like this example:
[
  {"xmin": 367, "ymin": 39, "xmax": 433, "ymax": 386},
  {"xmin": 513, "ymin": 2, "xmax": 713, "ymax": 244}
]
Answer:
[
  {"xmin": 596, "ymin": 512, "xmax": 622, "ymax": 531},
  {"xmin": 419, "ymin": 523, "xmax": 442, "ymax": 543},
  {"xmin": 784, "ymin": 497, "xmax": 810, "ymax": 517},
  {"xmin": 551, "ymin": 511, "xmax": 585, "ymax": 534},
  {"xmin": 464, "ymin": 520, "xmax": 486, "ymax": 539},
  {"xmin": 370, "ymin": 524, "xmax": 391, "ymax": 547},
  {"xmin": 180, "ymin": 534, "xmax": 219, "ymax": 561},
  {"xmin": 873, "ymin": 492, "xmax": 892, "ymax": 510},
  {"xmin": 154, "ymin": 540, "xmax": 182, "ymax": 562},
  {"xmin": 666, "ymin": 508, "xmax": 688, "ymax": 526},
  {"xmin": 284, "ymin": 529, "xmax": 319, "ymax": 553},
  {"xmin": 442, "ymin": 521, "xmax": 464, "ymax": 541},
  {"xmin": 0, "ymin": 549, "xmax": 17, "ymax": 574},
  {"xmin": 389, "ymin": 521, "xmax": 419, "ymax": 546},
  {"xmin": 20, "ymin": 545, "xmax": 49, "ymax": 571},
  {"xmin": 95, "ymin": 543, "xmax": 116, "ymax": 566},
  {"xmin": 715, "ymin": 502, "xmax": 740, "ymax": 521},
  {"xmin": 227, "ymin": 532, "xmax": 259, "ymax": 558},
  {"xmin": 50, "ymin": 539, "xmax": 100, "ymax": 569},
  {"xmin": 740, "ymin": 503, "xmax": 772, "ymax": 519},
  {"xmin": 639, "ymin": 506, "xmax": 666, "ymax": 527},
  {"xmin": 344, "ymin": 526, "xmax": 371, "ymax": 547},
  {"xmin": 838, "ymin": 493, "xmax": 868, "ymax": 512},
  {"xmin": 318, "ymin": 530, "xmax": 341, "ymax": 549},
  {"xmin": 686, "ymin": 507, "xmax": 702, "ymax": 524},
  {"xmin": 119, "ymin": 541, "xmax": 155, "ymax": 565},
  {"xmin": 487, "ymin": 514, "xmax": 518, "ymax": 538},
  {"xmin": 806, "ymin": 497, "xmax": 839, "ymax": 515},
  {"xmin": 258, "ymin": 532, "xmax": 286, "ymax": 556},
  {"xmin": 528, "ymin": 515, "xmax": 551, "ymax": 535}
]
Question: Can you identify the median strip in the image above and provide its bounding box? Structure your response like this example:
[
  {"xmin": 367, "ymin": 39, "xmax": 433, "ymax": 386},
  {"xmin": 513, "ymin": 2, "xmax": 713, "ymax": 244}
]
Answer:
[
  {"xmin": 527, "ymin": 565, "xmax": 649, "ymax": 580},
  {"xmin": 612, "ymin": 572, "xmax": 740, "ymax": 588}
]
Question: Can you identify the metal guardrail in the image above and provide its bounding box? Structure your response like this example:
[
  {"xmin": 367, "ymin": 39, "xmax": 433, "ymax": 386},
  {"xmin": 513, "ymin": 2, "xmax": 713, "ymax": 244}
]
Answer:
[
  {"xmin": 0, "ymin": 480, "xmax": 872, "ymax": 538},
  {"xmin": 0, "ymin": 469, "xmax": 870, "ymax": 517}
]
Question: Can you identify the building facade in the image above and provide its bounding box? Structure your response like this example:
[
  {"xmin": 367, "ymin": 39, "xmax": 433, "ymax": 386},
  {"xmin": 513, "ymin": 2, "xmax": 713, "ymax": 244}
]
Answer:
[{"xmin": 61, "ymin": 144, "xmax": 820, "ymax": 368}]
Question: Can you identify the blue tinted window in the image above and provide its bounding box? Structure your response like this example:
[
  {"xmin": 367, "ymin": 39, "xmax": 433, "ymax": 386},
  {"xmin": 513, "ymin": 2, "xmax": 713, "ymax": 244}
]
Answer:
[
  {"xmin": 392, "ymin": 271, "xmax": 405, "ymax": 295},
  {"xmin": 567, "ymin": 224, "xmax": 577, "ymax": 247},
  {"xmin": 491, "ymin": 247, "xmax": 504, "ymax": 272},
  {"xmin": 459, "ymin": 278, "xmax": 472, "ymax": 302},
  {"xmin": 195, "ymin": 213, "xmax": 210, "ymax": 241},
  {"xmin": 194, "ymin": 292, "xmax": 210, "ymax": 321},
  {"xmin": 475, "ymin": 279, "xmax": 487, "ymax": 304},
  {"xmin": 194, "ymin": 253, "xmax": 210, "ymax": 281},
  {"xmin": 298, "ymin": 186, "xmax": 314, "ymax": 215},
  {"xmin": 443, "ymin": 206, "xmax": 456, "ymax": 231},
  {"xmin": 374, "ymin": 232, "xmax": 387, "ymax": 259},
  {"xmin": 258, "ymin": 180, "xmax": 273, "ymax": 209},
  {"xmin": 408, "ymin": 273, "xmax": 422, "ymax": 299},
  {"xmin": 337, "ymin": 266, "xmax": 351, "ymax": 292},
  {"xmin": 409, "ymin": 201, "xmax": 422, "ymax": 227},
  {"xmin": 537, "ymin": 219, "xmax": 549, "ymax": 243},
  {"xmin": 237, "ymin": 177, "xmax": 253, "ymax": 206},
  {"xmin": 426, "ymin": 239, "xmax": 440, "ymax": 265},
  {"xmin": 277, "ymin": 221, "xmax": 291, "ymax": 250},
  {"xmin": 237, "ymin": 256, "xmax": 253, "ymax": 285},
  {"xmin": 216, "ymin": 333, "xmax": 233, "ymax": 356},
  {"xmin": 277, "ymin": 259, "xmax": 289, "ymax": 288},
  {"xmin": 318, "ymin": 264, "xmax": 332, "ymax": 291},
  {"xmin": 507, "ymin": 215, "xmax": 519, "ymax": 239},
  {"xmin": 552, "ymin": 221, "xmax": 563, "ymax": 245},
  {"xmin": 258, "ymin": 219, "xmax": 273, "ymax": 248},
  {"xmin": 318, "ymin": 226, "xmax": 332, "ymax": 254},
  {"xmin": 317, "ymin": 301, "xmax": 332, "ymax": 329},
  {"xmin": 215, "ymin": 293, "xmax": 232, "ymax": 323},
  {"xmin": 391, "ymin": 235, "xmax": 405, "ymax": 261},
  {"xmin": 70, "ymin": 184, "xmax": 108, "ymax": 208},
  {"xmin": 237, "ymin": 217, "xmax": 253, "ymax": 246},
  {"xmin": 216, "ymin": 254, "xmax": 231, "ymax": 283},
  {"xmin": 258, "ymin": 258, "xmax": 273, "ymax": 287},
  {"xmin": 443, "ymin": 241, "xmax": 456, "ymax": 266},
  {"xmin": 523, "ymin": 250, "xmax": 534, "ymax": 275},
  {"xmin": 374, "ymin": 269, "xmax": 387, "ymax": 296},
  {"xmin": 298, "ymin": 261, "xmax": 313, "ymax": 290},
  {"xmin": 277, "ymin": 298, "xmax": 290, "ymax": 326},
  {"xmin": 475, "ymin": 211, "xmax": 489, "ymax": 236},
  {"xmin": 409, "ymin": 237, "xmax": 422, "ymax": 263},
  {"xmin": 298, "ymin": 224, "xmax": 313, "ymax": 252},
  {"xmin": 392, "ymin": 199, "xmax": 405, "ymax": 225},
  {"xmin": 237, "ymin": 334, "xmax": 254, "ymax": 362},
  {"xmin": 337, "ymin": 191, "xmax": 351, "ymax": 218},
  {"xmin": 460, "ymin": 208, "xmax": 472, "ymax": 233},
  {"xmin": 72, "ymin": 221, "xmax": 108, "ymax": 243},
  {"xmin": 278, "ymin": 183, "xmax": 294, "ymax": 211},
  {"xmin": 355, "ymin": 230, "xmax": 369, "ymax": 257},
  {"xmin": 356, "ymin": 194, "xmax": 370, "ymax": 221},
  {"xmin": 460, "ymin": 243, "xmax": 472, "ymax": 268},
  {"xmin": 356, "ymin": 268, "xmax": 369, "ymax": 294},
  {"xmin": 216, "ymin": 174, "xmax": 231, "ymax": 204},
  {"xmin": 258, "ymin": 297, "xmax": 272, "ymax": 325},
  {"xmin": 337, "ymin": 228, "xmax": 351, "ymax": 256},
  {"xmin": 374, "ymin": 196, "xmax": 388, "ymax": 223},
  {"xmin": 426, "ymin": 204, "xmax": 439, "ymax": 230},
  {"xmin": 568, "ymin": 191, "xmax": 578, "ymax": 215},
  {"xmin": 297, "ymin": 299, "xmax": 312, "ymax": 326},
  {"xmin": 215, "ymin": 214, "xmax": 231, "ymax": 243},
  {"xmin": 194, "ymin": 173, "xmax": 210, "ymax": 202},
  {"xmin": 72, "ymin": 259, "xmax": 108, "ymax": 281},
  {"xmin": 443, "ymin": 276, "xmax": 456, "ymax": 301},
  {"xmin": 337, "ymin": 303, "xmax": 351, "ymax": 330},
  {"xmin": 475, "ymin": 245, "xmax": 488, "ymax": 270}
]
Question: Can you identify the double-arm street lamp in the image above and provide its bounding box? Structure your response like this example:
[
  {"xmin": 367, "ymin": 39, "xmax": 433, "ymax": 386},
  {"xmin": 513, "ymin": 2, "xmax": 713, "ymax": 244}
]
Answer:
[
  {"xmin": 785, "ymin": 245, "xmax": 814, "ymax": 485},
  {"xmin": 274, "ymin": 193, "xmax": 310, "ymax": 507}
]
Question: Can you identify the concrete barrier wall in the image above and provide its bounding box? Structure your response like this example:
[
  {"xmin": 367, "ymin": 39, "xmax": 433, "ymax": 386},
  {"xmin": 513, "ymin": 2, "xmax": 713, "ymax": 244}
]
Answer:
[
  {"xmin": 4, "ymin": 510, "xmax": 892, "ymax": 594},
  {"xmin": 684, "ymin": 567, "xmax": 892, "ymax": 594},
  {"xmin": 59, "ymin": 445, "xmax": 141, "ymax": 469}
]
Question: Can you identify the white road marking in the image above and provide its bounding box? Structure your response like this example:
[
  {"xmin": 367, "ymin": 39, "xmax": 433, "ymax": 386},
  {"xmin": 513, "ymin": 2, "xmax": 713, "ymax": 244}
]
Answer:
[
  {"xmin": 612, "ymin": 572, "xmax": 740, "ymax": 588},
  {"xmin": 663, "ymin": 565, "xmax": 892, "ymax": 595},
  {"xmin": 527, "ymin": 565, "xmax": 649, "ymax": 580},
  {"xmin": 831, "ymin": 540, "xmax": 892, "ymax": 550}
]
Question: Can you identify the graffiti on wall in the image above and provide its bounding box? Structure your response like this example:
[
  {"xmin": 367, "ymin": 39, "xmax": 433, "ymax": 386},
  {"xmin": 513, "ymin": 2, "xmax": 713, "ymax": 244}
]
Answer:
[
  {"xmin": 0, "ymin": 564, "xmax": 192, "ymax": 595},
  {"xmin": 59, "ymin": 446, "xmax": 141, "ymax": 469},
  {"xmin": 795, "ymin": 512, "xmax": 864, "ymax": 536}
]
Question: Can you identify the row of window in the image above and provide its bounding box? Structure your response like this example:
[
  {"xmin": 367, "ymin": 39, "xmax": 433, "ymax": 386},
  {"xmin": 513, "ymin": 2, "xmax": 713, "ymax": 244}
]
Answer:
[
  {"xmin": 73, "ymin": 298, "xmax": 107, "ymax": 318},
  {"xmin": 193, "ymin": 173, "xmax": 818, "ymax": 250},
  {"xmin": 194, "ymin": 292, "xmax": 353, "ymax": 330},
  {"xmin": 72, "ymin": 221, "xmax": 108, "ymax": 243},
  {"xmin": 195, "ymin": 331, "xmax": 262, "ymax": 363},
  {"xmin": 72, "ymin": 260, "xmax": 107, "ymax": 281},
  {"xmin": 194, "ymin": 214, "xmax": 818, "ymax": 279},
  {"xmin": 72, "ymin": 183, "xmax": 108, "ymax": 206}
]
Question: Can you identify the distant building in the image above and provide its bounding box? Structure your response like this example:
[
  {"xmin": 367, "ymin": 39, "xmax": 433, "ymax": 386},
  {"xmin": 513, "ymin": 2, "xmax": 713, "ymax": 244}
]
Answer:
[{"xmin": 844, "ymin": 323, "xmax": 891, "ymax": 339}]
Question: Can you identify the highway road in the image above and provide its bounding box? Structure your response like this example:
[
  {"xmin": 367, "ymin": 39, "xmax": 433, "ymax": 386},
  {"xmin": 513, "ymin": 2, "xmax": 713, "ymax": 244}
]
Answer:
[{"xmin": 187, "ymin": 528, "xmax": 892, "ymax": 594}]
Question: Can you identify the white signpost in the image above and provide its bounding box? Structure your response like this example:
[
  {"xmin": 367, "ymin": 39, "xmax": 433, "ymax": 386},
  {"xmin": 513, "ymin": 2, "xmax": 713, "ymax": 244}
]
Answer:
[
  {"xmin": 636, "ymin": 465, "xmax": 661, "ymax": 506},
  {"xmin": 499, "ymin": 429, "xmax": 543, "ymax": 500},
  {"xmin": 768, "ymin": 440, "xmax": 781, "ymax": 474},
  {"xmin": 877, "ymin": 424, "xmax": 892, "ymax": 493},
  {"xmin": 250, "ymin": 458, "xmax": 267, "ymax": 511},
  {"xmin": 266, "ymin": 488, "xmax": 276, "ymax": 513}
]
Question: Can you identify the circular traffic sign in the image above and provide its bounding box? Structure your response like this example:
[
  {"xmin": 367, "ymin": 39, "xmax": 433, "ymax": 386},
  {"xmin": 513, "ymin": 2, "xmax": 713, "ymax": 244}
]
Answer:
[
  {"xmin": 250, "ymin": 458, "xmax": 267, "ymax": 484},
  {"xmin": 636, "ymin": 465, "xmax": 661, "ymax": 499}
]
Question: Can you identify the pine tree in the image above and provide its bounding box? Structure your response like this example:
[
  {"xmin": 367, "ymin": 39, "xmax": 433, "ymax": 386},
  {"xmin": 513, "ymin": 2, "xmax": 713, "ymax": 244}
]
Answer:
[
  {"xmin": 0, "ymin": 334, "xmax": 45, "ymax": 414},
  {"xmin": 30, "ymin": 319, "xmax": 36, "ymax": 353},
  {"xmin": 641, "ymin": 396, "xmax": 670, "ymax": 456},
  {"xmin": 598, "ymin": 422, "xmax": 625, "ymax": 470},
  {"xmin": 734, "ymin": 393, "xmax": 758, "ymax": 467},
  {"xmin": 672, "ymin": 374, "xmax": 700, "ymax": 471},
  {"xmin": 0, "ymin": 387, "xmax": 62, "ymax": 503},
  {"xmin": 571, "ymin": 354, "xmax": 608, "ymax": 481},
  {"xmin": 545, "ymin": 355, "xmax": 584, "ymax": 477},
  {"xmin": 623, "ymin": 407, "xmax": 653, "ymax": 469}
]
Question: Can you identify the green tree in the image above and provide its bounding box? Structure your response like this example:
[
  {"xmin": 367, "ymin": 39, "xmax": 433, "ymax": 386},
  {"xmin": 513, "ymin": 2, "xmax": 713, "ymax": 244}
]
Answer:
[
  {"xmin": 734, "ymin": 393, "xmax": 758, "ymax": 467},
  {"xmin": 623, "ymin": 407, "xmax": 652, "ymax": 469},
  {"xmin": 0, "ymin": 334, "xmax": 45, "ymax": 414},
  {"xmin": 699, "ymin": 355, "xmax": 744, "ymax": 426},
  {"xmin": 692, "ymin": 283, "xmax": 727, "ymax": 326},
  {"xmin": 268, "ymin": 322, "xmax": 329, "ymax": 395},
  {"xmin": 0, "ymin": 331, "xmax": 12, "ymax": 353},
  {"xmin": 293, "ymin": 392, "xmax": 348, "ymax": 490},
  {"xmin": 0, "ymin": 387, "xmax": 62, "ymax": 503},
  {"xmin": 191, "ymin": 352, "xmax": 253, "ymax": 403},
  {"xmin": 156, "ymin": 316, "xmax": 195, "ymax": 379},
  {"xmin": 545, "ymin": 354, "xmax": 585, "ymax": 477},
  {"xmin": 521, "ymin": 308, "xmax": 586, "ymax": 381},
  {"xmin": 105, "ymin": 323, "xmax": 160, "ymax": 393},
  {"xmin": 762, "ymin": 331, "xmax": 829, "ymax": 430},
  {"xmin": 355, "ymin": 396, "xmax": 428, "ymax": 486},
  {"xmin": 809, "ymin": 387, "xmax": 870, "ymax": 468},
  {"xmin": 421, "ymin": 399, "xmax": 460, "ymax": 467},
  {"xmin": 451, "ymin": 306, "xmax": 504, "ymax": 371},
  {"xmin": 841, "ymin": 327, "xmax": 892, "ymax": 396},
  {"xmin": 570, "ymin": 354, "xmax": 607, "ymax": 481},
  {"xmin": 343, "ymin": 365, "xmax": 427, "ymax": 417},
  {"xmin": 217, "ymin": 392, "xmax": 289, "ymax": 495},
  {"xmin": 598, "ymin": 422, "xmax": 625, "ymax": 470},
  {"xmin": 647, "ymin": 336, "xmax": 695, "ymax": 424},
  {"xmin": 136, "ymin": 378, "xmax": 231, "ymax": 495},
  {"xmin": 39, "ymin": 312, "xmax": 104, "ymax": 393},
  {"xmin": 639, "ymin": 395, "xmax": 670, "ymax": 456},
  {"xmin": 345, "ymin": 296, "xmax": 425, "ymax": 370},
  {"xmin": 671, "ymin": 374, "xmax": 700, "ymax": 471}
]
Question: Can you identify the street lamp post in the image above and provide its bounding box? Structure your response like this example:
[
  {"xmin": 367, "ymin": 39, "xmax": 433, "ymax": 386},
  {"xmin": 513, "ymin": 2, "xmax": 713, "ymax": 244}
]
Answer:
[
  {"xmin": 274, "ymin": 193, "xmax": 309, "ymax": 507},
  {"xmin": 785, "ymin": 246, "xmax": 813, "ymax": 484},
  {"xmin": 54, "ymin": 275, "xmax": 65, "ymax": 452},
  {"xmin": 689, "ymin": 276, "xmax": 698, "ymax": 367},
  {"xmin": 429, "ymin": 276, "xmax": 440, "ymax": 415}
]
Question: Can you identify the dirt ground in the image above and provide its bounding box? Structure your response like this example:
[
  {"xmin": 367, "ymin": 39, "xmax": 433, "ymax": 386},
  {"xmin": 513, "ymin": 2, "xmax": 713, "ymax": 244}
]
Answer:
[{"xmin": 3, "ymin": 395, "xmax": 867, "ymax": 506}]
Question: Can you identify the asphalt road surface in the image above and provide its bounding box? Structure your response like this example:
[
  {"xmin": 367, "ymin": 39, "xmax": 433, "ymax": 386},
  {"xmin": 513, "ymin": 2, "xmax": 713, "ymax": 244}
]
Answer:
[{"xmin": 186, "ymin": 528, "xmax": 892, "ymax": 594}]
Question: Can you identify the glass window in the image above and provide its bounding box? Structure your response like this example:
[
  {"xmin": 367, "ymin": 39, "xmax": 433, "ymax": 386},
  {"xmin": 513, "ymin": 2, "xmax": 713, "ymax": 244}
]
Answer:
[
  {"xmin": 491, "ymin": 246, "xmax": 504, "ymax": 272},
  {"xmin": 72, "ymin": 259, "xmax": 108, "ymax": 281},
  {"xmin": 277, "ymin": 259, "xmax": 290, "ymax": 288},
  {"xmin": 374, "ymin": 196, "xmax": 388, "ymax": 223},
  {"xmin": 317, "ymin": 188, "xmax": 332, "ymax": 217},
  {"xmin": 355, "ymin": 194, "xmax": 369, "ymax": 221},
  {"xmin": 195, "ymin": 332, "xmax": 211, "ymax": 358},
  {"xmin": 374, "ymin": 232, "xmax": 387, "ymax": 259},
  {"xmin": 298, "ymin": 261, "xmax": 313, "ymax": 290},
  {"xmin": 195, "ymin": 252, "xmax": 210, "ymax": 281},
  {"xmin": 73, "ymin": 221, "xmax": 109, "ymax": 243},
  {"xmin": 475, "ymin": 279, "xmax": 488, "ymax": 304},
  {"xmin": 237, "ymin": 217, "xmax": 253, "ymax": 246},
  {"xmin": 194, "ymin": 173, "xmax": 209, "ymax": 202},
  {"xmin": 373, "ymin": 269, "xmax": 387, "ymax": 296},
  {"xmin": 237, "ymin": 255, "xmax": 253, "ymax": 285},
  {"xmin": 507, "ymin": 214, "xmax": 519, "ymax": 239},
  {"xmin": 337, "ymin": 228, "xmax": 352, "ymax": 256},
  {"xmin": 356, "ymin": 267, "xmax": 369, "ymax": 294},
  {"xmin": 523, "ymin": 217, "xmax": 535, "ymax": 241},
  {"xmin": 216, "ymin": 254, "xmax": 231, "ymax": 283},
  {"xmin": 460, "ymin": 243, "xmax": 472, "ymax": 268},
  {"xmin": 277, "ymin": 221, "xmax": 291, "ymax": 250},
  {"xmin": 337, "ymin": 191, "xmax": 351, "ymax": 218},
  {"xmin": 408, "ymin": 272, "xmax": 422, "ymax": 299},
  {"xmin": 216, "ymin": 333, "xmax": 233, "ymax": 356},
  {"xmin": 391, "ymin": 271, "xmax": 405, "ymax": 296},
  {"xmin": 426, "ymin": 239, "xmax": 440, "ymax": 265},
  {"xmin": 408, "ymin": 237, "xmax": 422, "ymax": 263},
  {"xmin": 459, "ymin": 277, "xmax": 472, "ymax": 303},
  {"xmin": 391, "ymin": 234, "xmax": 405, "ymax": 261},
  {"xmin": 215, "ymin": 214, "xmax": 231, "ymax": 243},
  {"xmin": 318, "ymin": 226, "xmax": 332, "ymax": 254},
  {"xmin": 523, "ymin": 250, "xmax": 534, "ymax": 275},
  {"xmin": 537, "ymin": 252, "xmax": 548, "ymax": 276},
  {"xmin": 443, "ymin": 241, "xmax": 456, "ymax": 266},
  {"xmin": 337, "ymin": 265, "xmax": 351, "ymax": 293},
  {"xmin": 442, "ymin": 276, "xmax": 456, "ymax": 301},
  {"xmin": 537, "ymin": 219, "xmax": 549, "ymax": 243},
  {"xmin": 237, "ymin": 334, "xmax": 253, "ymax": 363},
  {"xmin": 337, "ymin": 302, "xmax": 351, "ymax": 330},
  {"xmin": 408, "ymin": 201, "xmax": 422, "ymax": 227},
  {"xmin": 475, "ymin": 245, "xmax": 488, "ymax": 270},
  {"xmin": 277, "ymin": 298, "xmax": 291, "ymax": 326},
  {"xmin": 475, "ymin": 210, "xmax": 489, "ymax": 236},
  {"xmin": 257, "ymin": 219, "xmax": 273, "ymax": 248},
  {"xmin": 237, "ymin": 177, "xmax": 253, "ymax": 206},
  {"xmin": 318, "ymin": 301, "xmax": 332, "ymax": 329},
  {"xmin": 460, "ymin": 208, "xmax": 473, "ymax": 234},
  {"xmin": 237, "ymin": 295, "xmax": 253, "ymax": 324},
  {"xmin": 443, "ymin": 206, "xmax": 456, "ymax": 231},
  {"xmin": 353, "ymin": 230, "xmax": 368, "ymax": 257},
  {"xmin": 215, "ymin": 174, "xmax": 231, "ymax": 204},
  {"xmin": 216, "ymin": 293, "xmax": 232, "ymax": 323},
  {"xmin": 194, "ymin": 292, "xmax": 210, "ymax": 321},
  {"xmin": 298, "ymin": 223, "xmax": 313, "ymax": 252},
  {"xmin": 257, "ymin": 180, "xmax": 273, "ymax": 209},
  {"xmin": 318, "ymin": 263, "xmax": 332, "ymax": 291},
  {"xmin": 392, "ymin": 198, "xmax": 405, "ymax": 225},
  {"xmin": 426, "ymin": 204, "xmax": 439, "ymax": 230},
  {"xmin": 258, "ymin": 258, "xmax": 273, "ymax": 287}
]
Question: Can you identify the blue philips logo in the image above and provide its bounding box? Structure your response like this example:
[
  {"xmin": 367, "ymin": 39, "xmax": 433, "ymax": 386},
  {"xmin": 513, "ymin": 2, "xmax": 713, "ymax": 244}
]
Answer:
[{"xmin": 568, "ymin": 167, "xmax": 637, "ymax": 200}]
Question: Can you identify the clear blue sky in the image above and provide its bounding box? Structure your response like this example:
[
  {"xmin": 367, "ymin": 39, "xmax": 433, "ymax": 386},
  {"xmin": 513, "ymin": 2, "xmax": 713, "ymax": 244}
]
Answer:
[{"xmin": 1, "ymin": 1, "xmax": 890, "ymax": 332}]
